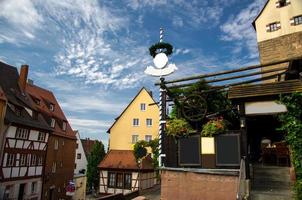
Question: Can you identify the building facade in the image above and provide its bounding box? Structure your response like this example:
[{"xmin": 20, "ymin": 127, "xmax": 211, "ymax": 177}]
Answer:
[
  {"xmin": 99, "ymin": 88, "xmax": 159, "ymax": 195},
  {"xmin": 72, "ymin": 131, "xmax": 87, "ymax": 200},
  {"xmin": 26, "ymin": 82, "xmax": 77, "ymax": 200},
  {"xmin": 107, "ymin": 88, "xmax": 159, "ymax": 150},
  {"xmin": 0, "ymin": 63, "xmax": 51, "ymax": 200},
  {"xmin": 253, "ymin": 0, "xmax": 302, "ymax": 81}
]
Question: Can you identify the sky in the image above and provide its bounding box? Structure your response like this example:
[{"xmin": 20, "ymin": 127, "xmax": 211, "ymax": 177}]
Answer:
[{"xmin": 0, "ymin": 0, "xmax": 266, "ymax": 148}]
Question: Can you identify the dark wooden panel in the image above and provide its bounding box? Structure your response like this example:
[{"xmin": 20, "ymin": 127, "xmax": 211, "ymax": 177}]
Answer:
[
  {"xmin": 178, "ymin": 135, "xmax": 201, "ymax": 166},
  {"xmin": 228, "ymin": 80, "xmax": 302, "ymax": 99},
  {"xmin": 164, "ymin": 135, "xmax": 178, "ymax": 168},
  {"xmin": 216, "ymin": 134, "xmax": 240, "ymax": 166},
  {"xmin": 201, "ymin": 154, "xmax": 216, "ymax": 168}
]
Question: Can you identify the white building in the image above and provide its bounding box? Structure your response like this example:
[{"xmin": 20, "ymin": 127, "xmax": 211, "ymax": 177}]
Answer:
[{"xmin": 73, "ymin": 130, "xmax": 87, "ymax": 200}]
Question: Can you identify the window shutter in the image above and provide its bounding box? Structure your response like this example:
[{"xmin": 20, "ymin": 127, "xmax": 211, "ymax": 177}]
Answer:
[
  {"xmin": 290, "ymin": 18, "xmax": 295, "ymax": 26},
  {"xmin": 277, "ymin": 22, "xmax": 281, "ymax": 29},
  {"xmin": 266, "ymin": 25, "xmax": 271, "ymax": 32}
]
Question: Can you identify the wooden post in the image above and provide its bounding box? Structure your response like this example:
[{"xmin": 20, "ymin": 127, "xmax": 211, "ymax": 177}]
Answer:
[{"xmin": 238, "ymin": 103, "xmax": 250, "ymax": 179}]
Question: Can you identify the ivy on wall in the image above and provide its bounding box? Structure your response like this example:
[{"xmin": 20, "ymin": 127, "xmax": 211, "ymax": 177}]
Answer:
[{"xmin": 278, "ymin": 93, "xmax": 302, "ymax": 199}]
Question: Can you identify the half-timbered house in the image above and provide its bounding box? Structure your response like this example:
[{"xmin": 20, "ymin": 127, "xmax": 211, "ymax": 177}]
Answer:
[{"xmin": 0, "ymin": 63, "xmax": 51, "ymax": 200}]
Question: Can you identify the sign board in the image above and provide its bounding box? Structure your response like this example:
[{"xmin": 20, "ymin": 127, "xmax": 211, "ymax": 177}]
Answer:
[
  {"xmin": 66, "ymin": 180, "xmax": 75, "ymax": 196},
  {"xmin": 179, "ymin": 135, "xmax": 200, "ymax": 166},
  {"xmin": 215, "ymin": 134, "xmax": 240, "ymax": 166},
  {"xmin": 245, "ymin": 101, "xmax": 287, "ymax": 115}
]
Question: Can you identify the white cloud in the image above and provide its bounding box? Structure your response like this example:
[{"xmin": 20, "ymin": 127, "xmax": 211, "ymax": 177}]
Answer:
[
  {"xmin": 0, "ymin": 0, "xmax": 43, "ymax": 43},
  {"xmin": 220, "ymin": 0, "xmax": 266, "ymax": 58}
]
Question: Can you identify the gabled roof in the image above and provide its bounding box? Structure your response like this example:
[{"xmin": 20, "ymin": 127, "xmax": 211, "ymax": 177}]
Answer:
[
  {"xmin": 106, "ymin": 87, "xmax": 157, "ymax": 133},
  {"xmin": 98, "ymin": 150, "xmax": 154, "ymax": 171},
  {"xmin": 26, "ymin": 83, "xmax": 76, "ymax": 139},
  {"xmin": 252, "ymin": 0, "xmax": 269, "ymax": 30},
  {"xmin": 0, "ymin": 61, "xmax": 50, "ymax": 131},
  {"xmin": 81, "ymin": 138, "xmax": 98, "ymax": 157}
]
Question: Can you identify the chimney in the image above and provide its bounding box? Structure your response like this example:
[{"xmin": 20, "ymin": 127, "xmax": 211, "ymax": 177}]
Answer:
[
  {"xmin": 19, "ymin": 65, "xmax": 29, "ymax": 91},
  {"xmin": 148, "ymin": 90, "xmax": 153, "ymax": 97}
]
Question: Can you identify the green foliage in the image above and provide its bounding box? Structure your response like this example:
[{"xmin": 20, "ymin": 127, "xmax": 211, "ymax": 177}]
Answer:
[
  {"xmin": 166, "ymin": 118, "xmax": 193, "ymax": 137},
  {"xmin": 86, "ymin": 141, "xmax": 105, "ymax": 191},
  {"xmin": 169, "ymin": 79, "xmax": 238, "ymax": 128},
  {"xmin": 201, "ymin": 117, "xmax": 228, "ymax": 137},
  {"xmin": 149, "ymin": 42, "xmax": 173, "ymax": 57},
  {"xmin": 133, "ymin": 139, "xmax": 159, "ymax": 168},
  {"xmin": 277, "ymin": 93, "xmax": 302, "ymax": 199}
]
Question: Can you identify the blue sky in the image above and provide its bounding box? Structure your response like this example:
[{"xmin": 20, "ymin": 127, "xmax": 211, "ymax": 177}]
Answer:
[{"xmin": 0, "ymin": 0, "xmax": 266, "ymax": 148}]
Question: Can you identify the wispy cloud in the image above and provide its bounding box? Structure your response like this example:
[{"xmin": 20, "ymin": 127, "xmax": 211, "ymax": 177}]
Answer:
[
  {"xmin": 220, "ymin": 0, "xmax": 266, "ymax": 59},
  {"xmin": 0, "ymin": 0, "xmax": 43, "ymax": 44}
]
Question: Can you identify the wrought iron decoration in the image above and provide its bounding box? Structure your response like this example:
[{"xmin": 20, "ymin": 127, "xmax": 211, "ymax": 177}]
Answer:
[{"xmin": 181, "ymin": 93, "xmax": 207, "ymax": 121}]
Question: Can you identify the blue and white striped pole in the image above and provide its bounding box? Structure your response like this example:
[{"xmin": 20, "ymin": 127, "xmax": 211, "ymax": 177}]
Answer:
[{"xmin": 158, "ymin": 78, "xmax": 166, "ymax": 167}]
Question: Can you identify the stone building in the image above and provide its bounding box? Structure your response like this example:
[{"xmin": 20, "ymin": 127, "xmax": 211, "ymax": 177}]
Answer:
[{"xmin": 253, "ymin": 0, "xmax": 302, "ymax": 81}]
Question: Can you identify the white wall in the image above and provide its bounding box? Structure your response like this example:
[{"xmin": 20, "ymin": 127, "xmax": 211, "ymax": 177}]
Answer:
[{"xmin": 74, "ymin": 131, "xmax": 88, "ymax": 175}]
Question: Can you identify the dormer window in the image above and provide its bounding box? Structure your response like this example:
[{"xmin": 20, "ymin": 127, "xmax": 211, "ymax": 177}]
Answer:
[
  {"xmin": 51, "ymin": 118, "xmax": 56, "ymax": 128},
  {"xmin": 266, "ymin": 22, "xmax": 281, "ymax": 32},
  {"xmin": 62, "ymin": 121, "xmax": 67, "ymax": 131},
  {"xmin": 49, "ymin": 104, "xmax": 54, "ymax": 111},
  {"xmin": 276, "ymin": 0, "xmax": 290, "ymax": 8}
]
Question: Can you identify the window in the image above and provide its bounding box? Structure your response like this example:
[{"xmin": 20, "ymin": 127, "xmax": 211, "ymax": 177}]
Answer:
[
  {"xmin": 132, "ymin": 135, "xmax": 138, "ymax": 144},
  {"xmin": 145, "ymin": 135, "xmax": 152, "ymax": 142},
  {"xmin": 266, "ymin": 22, "xmax": 280, "ymax": 32},
  {"xmin": 49, "ymin": 103, "xmax": 54, "ymax": 111},
  {"xmin": 74, "ymin": 163, "xmax": 77, "ymax": 169},
  {"xmin": 38, "ymin": 132, "xmax": 46, "ymax": 141},
  {"xmin": 107, "ymin": 172, "xmax": 132, "ymax": 189},
  {"xmin": 20, "ymin": 154, "xmax": 27, "ymax": 166},
  {"xmin": 31, "ymin": 155, "xmax": 36, "ymax": 166},
  {"xmin": 124, "ymin": 173, "xmax": 132, "ymax": 189},
  {"xmin": 60, "ymin": 161, "xmax": 63, "ymax": 167},
  {"xmin": 51, "ymin": 118, "xmax": 56, "ymax": 128},
  {"xmin": 62, "ymin": 121, "xmax": 67, "ymax": 131},
  {"xmin": 15, "ymin": 128, "xmax": 29, "ymax": 139},
  {"xmin": 292, "ymin": 15, "xmax": 302, "ymax": 26},
  {"xmin": 6, "ymin": 154, "xmax": 15, "ymax": 167},
  {"xmin": 52, "ymin": 162, "xmax": 56, "ymax": 173},
  {"xmin": 140, "ymin": 103, "xmax": 146, "ymax": 111},
  {"xmin": 116, "ymin": 173, "xmax": 123, "ymax": 188},
  {"xmin": 54, "ymin": 139, "xmax": 59, "ymax": 150},
  {"xmin": 77, "ymin": 153, "xmax": 81, "ymax": 159},
  {"xmin": 76, "ymin": 143, "xmax": 78, "ymax": 149},
  {"xmin": 38, "ymin": 156, "xmax": 43, "ymax": 165},
  {"xmin": 133, "ymin": 118, "xmax": 139, "ymax": 126},
  {"xmin": 31, "ymin": 182, "xmax": 37, "ymax": 194},
  {"xmin": 276, "ymin": 0, "xmax": 290, "ymax": 8},
  {"xmin": 146, "ymin": 118, "xmax": 152, "ymax": 126},
  {"xmin": 108, "ymin": 172, "xmax": 116, "ymax": 188}
]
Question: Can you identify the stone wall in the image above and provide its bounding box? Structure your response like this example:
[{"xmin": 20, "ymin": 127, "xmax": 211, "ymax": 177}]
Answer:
[
  {"xmin": 160, "ymin": 169, "xmax": 238, "ymax": 200},
  {"xmin": 258, "ymin": 31, "xmax": 302, "ymax": 82}
]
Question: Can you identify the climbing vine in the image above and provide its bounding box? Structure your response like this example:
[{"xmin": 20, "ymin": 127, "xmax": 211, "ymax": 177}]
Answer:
[{"xmin": 278, "ymin": 92, "xmax": 302, "ymax": 199}]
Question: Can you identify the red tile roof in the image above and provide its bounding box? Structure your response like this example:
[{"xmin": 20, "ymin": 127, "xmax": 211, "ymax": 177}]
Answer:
[
  {"xmin": 26, "ymin": 83, "xmax": 76, "ymax": 139},
  {"xmin": 81, "ymin": 138, "xmax": 98, "ymax": 157},
  {"xmin": 98, "ymin": 150, "xmax": 154, "ymax": 171}
]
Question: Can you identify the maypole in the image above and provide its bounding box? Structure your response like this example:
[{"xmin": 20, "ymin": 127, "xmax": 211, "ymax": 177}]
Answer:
[{"xmin": 145, "ymin": 28, "xmax": 177, "ymax": 167}]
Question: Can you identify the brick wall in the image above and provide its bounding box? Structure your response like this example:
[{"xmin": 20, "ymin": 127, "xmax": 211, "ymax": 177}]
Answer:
[
  {"xmin": 161, "ymin": 170, "xmax": 238, "ymax": 200},
  {"xmin": 258, "ymin": 31, "xmax": 302, "ymax": 82}
]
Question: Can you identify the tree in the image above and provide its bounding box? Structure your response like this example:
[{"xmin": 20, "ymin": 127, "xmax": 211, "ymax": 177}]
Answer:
[{"xmin": 86, "ymin": 141, "xmax": 105, "ymax": 192}]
